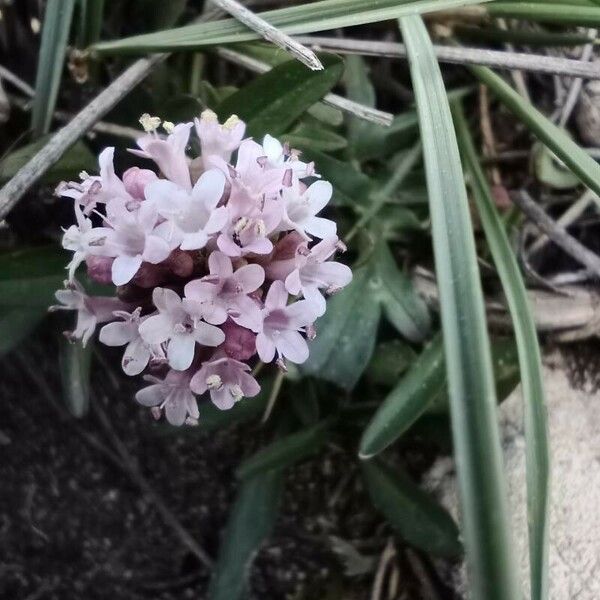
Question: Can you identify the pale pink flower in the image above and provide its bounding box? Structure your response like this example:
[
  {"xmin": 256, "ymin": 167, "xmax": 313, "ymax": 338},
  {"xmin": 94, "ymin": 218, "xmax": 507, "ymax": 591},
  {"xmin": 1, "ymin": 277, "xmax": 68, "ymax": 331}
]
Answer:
[
  {"xmin": 99, "ymin": 308, "xmax": 161, "ymax": 376},
  {"xmin": 280, "ymin": 179, "xmax": 336, "ymax": 240},
  {"xmin": 122, "ymin": 166, "xmax": 158, "ymax": 200},
  {"xmin": 131, "ymin": 122, "xmax": 193, "ymax": 190},
  {"xmin": 104, "ymin": 200, "xmax": 171, "ymax": 286},
  {"xmin": 255, "ymin": 280, "xmax": 317, "ymax": 365},
  {"xmin": 195, "ymin": 110, "xmax": 245, "ymax": 163},
  {"xmin": 50, "ymin": 279, "xmax": 126, "ymax": 346},
  {"xmin": 139, "ymin": 287, "xmax": 225, "ymax": 371},
  {"xmin": 146, "ymin": 168, "xmax": 227, "ymax": 251},
  {"xmin": 58, "ymin": 147, "xmax": 132, "ymax": 214},
  {"xmin": 285, "ymin": 237, "xmax": 352, "ymax": 316},
  {"xmin": 190, "ymin": 351, "xmax": 260, "ymax": 410},
  {"xmin": 136, "ymin": 369, "xmax": 199, "ymax": 426},
  {"xmin": 184, "ymin": 251, "xmax": 264, "ymax": 331},
  {"xmin": 62, "ymin": 203, "xmax": 113, "ymax": 280},
  {"xmin": 262, "ymin": 134, "xmax": 312, "ymax": 177}
]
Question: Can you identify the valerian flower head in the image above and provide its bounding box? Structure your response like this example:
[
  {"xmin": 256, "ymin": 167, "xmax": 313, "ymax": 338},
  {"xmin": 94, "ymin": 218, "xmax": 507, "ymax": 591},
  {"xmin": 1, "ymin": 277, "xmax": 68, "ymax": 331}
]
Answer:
[{"xmin": 54, "ymin": 113, "xmax": 352, "ymax": 425}]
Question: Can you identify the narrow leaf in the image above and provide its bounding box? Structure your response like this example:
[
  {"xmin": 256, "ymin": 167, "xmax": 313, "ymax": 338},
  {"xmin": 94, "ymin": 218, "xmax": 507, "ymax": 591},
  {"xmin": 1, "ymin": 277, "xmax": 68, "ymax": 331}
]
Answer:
[
  {"xmin": 93, "ymin": 0, "xmax": 493, "ymax": 54},
  {"xmin": 216, "ymin": 54, "xmax": 343, "ymax": 137},
  {"xmin": 400, "ymin": 15, "xmax": 521, "ymax": 599},
  {"xmin": 32, "ymin": 0, "xmax": 76, "ymax": 135},
  {"xmin": 469, "ymin": 63, "xmax": 600, "ymax": 202},
  {"xmin": 454, "ymin": 102, "xmax": 549, "ymax": 600},
  {"xmin": 285, "ymin": 124, "xmax": 347, "ymax": 152},
  {"xmin": 487, "ymin": 2, "xmax": 600, "ymax": 27},
  {"xmin": 0, "ymin": 138, "xmax": 95, "ymax": 184},
  {"xmin": 209, "ymin": 470, "xmax": 283, "ymax": 600},
  {"xmin": 59, "ymin": 337, "xmax": 93, "ymax": 418},
  {"xmin": 237, "ymin": 420, "xmax": 332, "ymax": 480},
  {"xmin": 362, "ymin": 459, "xmax": 462, "ymax": 557},
  {"xmin": 360, "ymin": 334, "xmax": 444, "ymax": 458}
]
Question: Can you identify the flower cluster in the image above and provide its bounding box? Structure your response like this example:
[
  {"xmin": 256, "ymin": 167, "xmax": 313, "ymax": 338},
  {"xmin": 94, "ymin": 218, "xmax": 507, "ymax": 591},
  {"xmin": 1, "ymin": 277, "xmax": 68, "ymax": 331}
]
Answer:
[{"xmin": 52, "ymin": 111, "xmax": 352, "ymax": 425}]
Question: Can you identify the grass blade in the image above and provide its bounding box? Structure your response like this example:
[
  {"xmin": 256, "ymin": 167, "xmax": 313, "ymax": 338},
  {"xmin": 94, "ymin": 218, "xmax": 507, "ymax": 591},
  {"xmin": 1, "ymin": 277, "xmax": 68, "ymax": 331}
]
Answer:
[
  {"xmin": 469, "ymin": 63, "xmax": 600, "ymax": 202},
  {"xmin": 77, "ymin": 0, "xmax": 105, "ymax": 48},
  {"xmin": 361, "ymin": 459, "xmax": 462, "ymax": 557},
  {"xmin": 93, "ymin": 0, "xmax": 493, "ymax": 54},
  {"xmin": 487, "ymin": 2, "xmax": 600, "ymax": 27},
  {"xmin": 209, "ymin": 469, "xmax": 283, "ymax": 600},
  {"xmin": 31, "ymin": 0, "xmax": 76, "ymax": 136},
  {"xmin": 399, "ymin": 15, "xmax": 521, "ymax": 599},
  {"xmin": 453, "ymin": 102, "xmax": 550, "ymax": 600}
]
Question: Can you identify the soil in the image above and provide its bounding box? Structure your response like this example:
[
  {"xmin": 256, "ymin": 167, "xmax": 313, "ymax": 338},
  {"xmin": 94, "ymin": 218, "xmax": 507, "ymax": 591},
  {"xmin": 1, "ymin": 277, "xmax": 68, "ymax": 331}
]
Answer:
[{"xmin": 0, "ymin": 323, "xmax": 448, "ymax": 600}]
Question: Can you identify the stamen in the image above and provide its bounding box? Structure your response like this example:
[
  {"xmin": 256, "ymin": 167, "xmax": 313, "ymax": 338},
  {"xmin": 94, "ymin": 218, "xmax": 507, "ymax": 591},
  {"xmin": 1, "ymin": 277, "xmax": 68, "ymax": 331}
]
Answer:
[
  {"xmin": 139, "ymin": 113, "xmax": 161, "ymax": 133},
  {"xmin": 206, "ymin": 374, "xmax": 223, "ymax": 390},
  {"xmin": 223, "ymin": 114, "xmax": 240, "ymax": 129}
]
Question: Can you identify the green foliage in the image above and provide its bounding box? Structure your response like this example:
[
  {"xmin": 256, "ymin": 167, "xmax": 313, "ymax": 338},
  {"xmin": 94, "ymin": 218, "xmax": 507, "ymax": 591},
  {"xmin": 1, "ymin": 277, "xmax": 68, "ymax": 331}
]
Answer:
[
  {"xmin": 0, "ymin": 138, "xmax": 96, "ymax": 184},
  {"xmin": 454, "ymin": 103, "xmax": 550, "ymax": 600},
  {"xmin": 216, "ymin": 54, "xmax": 344, "ymax": 137},
  {"xmin": 361, "ymin": 460, "xmax": 462, "ymax": 557},
  {"xmin": 59, "ymin": 337, "xmax": 93, "ymax": 418},
  {"xmin": 209, "ymin": 469, "xmax": 283, "ymax": 600},
  {"xmin": 302, "ymin": 240, "xmax": 429, "ymax": 389},
  {"xmin": 400, "ymin": 14, "xmax": 521, "ymax": 599},
  {"xmin": 237, "ymin": 420, "xmax": 332, "ymax": 480},
  {"xmin": 32, "ymin": 0, "xmax": 76, "ymax": 136},
  {"xmin": 93, "ymin": 0, "xmax": 493, "ymax": 54}
]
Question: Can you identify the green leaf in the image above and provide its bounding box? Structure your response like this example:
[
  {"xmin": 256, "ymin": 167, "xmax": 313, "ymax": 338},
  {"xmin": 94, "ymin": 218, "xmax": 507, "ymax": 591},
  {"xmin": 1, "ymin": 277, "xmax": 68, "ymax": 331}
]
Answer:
[
  {"xmin": 366, "ymin": 339, "xmax": 416, "ymax": 387},
  {"xmin": 361, "ymin": 459, "xmax": 462, "ymax": 557},
  {"xmin": 361, "ymin": 335, "xmax": 520, "ymax": 456},
  {"xmin": 487, "ymin": 2, "xmax": 600, "ymax": 26},
  {"xmin": 0, "ymin": 307, "xmax": 46, "ymax": 357},
  {"xmin": 533, "ymin": 143, "xmax": 580, "ymax": 190},
  {"xmin": 470, "ymin": 63, "xmax": 600, "ymax": 203},
  {"xmin": 285, "ymin": 123, "xmax": 347, "ymax": 152},
  {"xmin": 77, "ymin": 0, "xmax": 105, "ymax": 48},
  {"xmin": 32, "ymin": 0, "xmax": 76, "ymax": 135},
  {"xmin": 302, "ymin": 266, "xmax": 380, "ymax": 389},
  {"xmin": 299, "ymin": 147, "xmax": 374, "ymax": 208},
  {"xmin": 209, "ymin": 469, "xmax": 283, "ymax": 600},
  {"xmin": 59, "ymin": 337, "xmax": 93, "ymax": 418},
  {"xmin": 400, "ymin": 15, "xmax": 521, "ymax": 600},
  {"xmin": 302, "ymin": 243, "xmax": 429, "ymax": 389},
  {"xmin": 360, "ymin": 334, "xmax": 444, "ymax": 458},
  {"xmin": 0, "ymin": 138, "xmax": 95, "ymax": 184},
  {"xmin": 372, "ymin": 241, "xmax": 431, "ymax": 340},
  {"xmin": 454, "ymin": 102, "xmax": 549, "ymax": 600},
  {"xmin": 237, "ymin": 420, "xmax": 332, "ymax": 480},
  {"xmin": 0, "ymin": 246, "xmax": 66, "ymax": 308},
  {"xmin": 216, "ymin": 54, "xmax": 344, "ymax": 138},
  {"xmin": 93, "ymin": 0, "xmax": 493, "ymax": 54}
]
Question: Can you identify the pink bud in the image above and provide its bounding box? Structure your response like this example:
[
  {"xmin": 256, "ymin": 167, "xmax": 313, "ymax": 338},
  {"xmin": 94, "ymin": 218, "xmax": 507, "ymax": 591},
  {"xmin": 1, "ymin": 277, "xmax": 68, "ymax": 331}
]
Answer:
[
  {"xmin": 86, "ymin": 255, "xmax": 114, "ymax": 285},
  {"xmin": 220, "ymin": 319, "xmax": 256, "ymax": 361},
  {"xmin": 122, "ymin": 167, "xmax": 158, "ymax": 200}
]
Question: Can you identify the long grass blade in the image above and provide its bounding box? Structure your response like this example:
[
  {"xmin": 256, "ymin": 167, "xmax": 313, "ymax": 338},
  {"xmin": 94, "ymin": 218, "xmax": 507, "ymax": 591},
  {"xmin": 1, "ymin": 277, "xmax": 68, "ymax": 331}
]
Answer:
[
  {"xmin": 487, "ymin": 2, "xmax": 600, "ymax": 26},
  {"xmin": 93, "ymin": 0, "xmax": 493, "ymax": 54},
  {"xmin": 399, "ymin": 15, "xmax": 521, "ymax": 600},
  {"xmin": 31, "ymin": 0, "xmax": 76, "ymax": 136},
  {"xmin": 469, "ymin": 63, "xmax": 600, "ymax": 204},
  {"xmin": 453, "ymin": 102, "xmax": 550, "ymax": 600}
]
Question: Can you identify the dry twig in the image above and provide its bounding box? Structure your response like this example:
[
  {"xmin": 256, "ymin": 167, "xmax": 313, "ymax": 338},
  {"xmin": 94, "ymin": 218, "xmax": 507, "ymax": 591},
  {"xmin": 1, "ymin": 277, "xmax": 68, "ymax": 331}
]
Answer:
[
  {"xmin": 295, "ymin": 36, "xmax": 600, "ymax": 81},
  {"xmin": 210, "ymin": 0, "xmax": 323, "ymax": 70}
]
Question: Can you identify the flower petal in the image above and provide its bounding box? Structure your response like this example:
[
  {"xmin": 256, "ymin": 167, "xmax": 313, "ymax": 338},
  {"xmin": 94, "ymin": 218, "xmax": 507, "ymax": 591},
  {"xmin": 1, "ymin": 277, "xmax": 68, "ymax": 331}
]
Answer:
[
  {"xmin": 111, "ymin": 254, "xmax": 143, "ymax": 285},
  {"xmin": 255, "ymin": 332, "xmax": 276, "ymax": 363},
  {"xmin": 276, "ymin": 329, "xmax": 309, "ymax": 364},
  {"xmin": 167, "ymin": 334, "xmax": 196, "ymax": 370}
]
